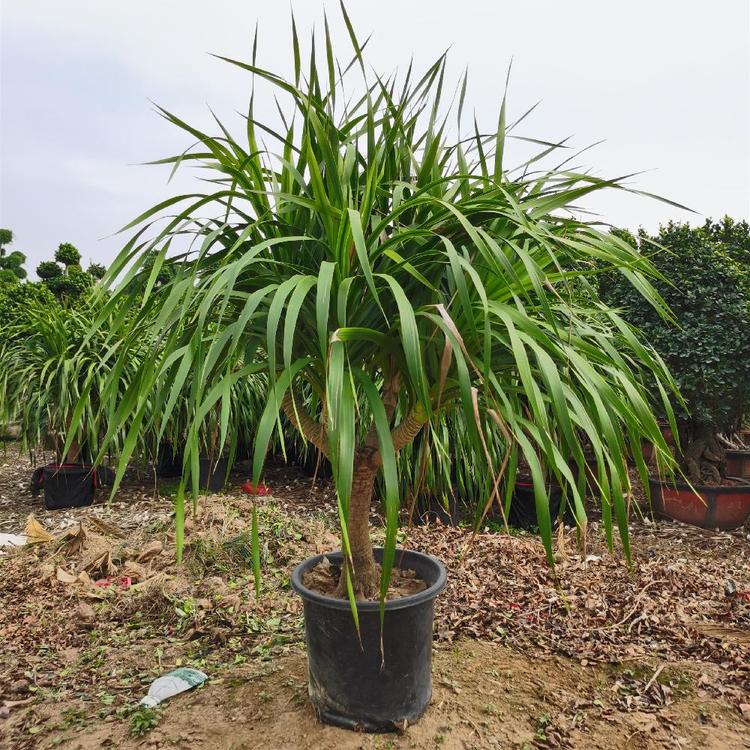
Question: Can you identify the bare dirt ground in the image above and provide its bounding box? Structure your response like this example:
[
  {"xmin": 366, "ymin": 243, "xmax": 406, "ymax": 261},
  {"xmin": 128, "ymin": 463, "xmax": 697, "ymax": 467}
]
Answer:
[{"xmin": 1, "ymin": 445, "xmax": 748, "ymax": 750}]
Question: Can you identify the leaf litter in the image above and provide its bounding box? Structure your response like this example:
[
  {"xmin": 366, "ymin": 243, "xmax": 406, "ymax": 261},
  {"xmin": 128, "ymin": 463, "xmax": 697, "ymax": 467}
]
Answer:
[{"xmin": 0, "ymin": 446, "xmax": 748, "ymax": 748}]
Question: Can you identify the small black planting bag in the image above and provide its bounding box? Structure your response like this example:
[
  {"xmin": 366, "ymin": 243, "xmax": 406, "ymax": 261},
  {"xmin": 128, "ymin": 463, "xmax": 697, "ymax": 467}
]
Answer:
[{"xmin": 30, "ymin": 464, "xmax": 97, "ymax": 510}]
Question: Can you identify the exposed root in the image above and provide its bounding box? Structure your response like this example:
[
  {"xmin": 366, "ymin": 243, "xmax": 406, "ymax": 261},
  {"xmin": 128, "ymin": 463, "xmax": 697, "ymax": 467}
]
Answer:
[{"xmin": 682, "ymin": 424, "xmax": 725, "ymax": 485}]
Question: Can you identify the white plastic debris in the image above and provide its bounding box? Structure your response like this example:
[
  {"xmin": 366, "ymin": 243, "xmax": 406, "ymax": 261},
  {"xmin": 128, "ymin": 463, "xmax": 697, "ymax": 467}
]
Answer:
[
  {"xmin": 139, "ymin": 668, "xmax": 208, "ymax": 708},
  {"xmin": 0, "ymin": 533, "xmax": 27, "ymax": 548}
]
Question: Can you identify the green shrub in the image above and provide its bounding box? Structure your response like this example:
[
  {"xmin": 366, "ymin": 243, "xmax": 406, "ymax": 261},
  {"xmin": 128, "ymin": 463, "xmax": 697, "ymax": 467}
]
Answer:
[
  {"xmin": 0, "ymin": 282, "xmax": 58, "ymax": 342},
  {"xmin": 0, "ymin": 297, "xmax": 144, "ymax": 461},
  {"xmin": 46, "ymin": 268, "xmax": 93, "ymax": 302},
  {"xmin": 54, "ymin": 242, "xmax": 82, "ymax": 267},
  {"xmin": 600, "ymin": 219, "xmax": 750, "ymax": 483},
  {"xmin": 0, "ymin": 230, "xmax": 27, "ymax": 282},
  {"xmin": 36, "ymin": 260, "xmax": 63, "ymax": 280},
  {"xmin": 88, "ymin": 262, "xmax": 107, "ymax": 280},
  {"xmin": 0, "ymin": 269, "xmax": 19, "ymax": 285}
]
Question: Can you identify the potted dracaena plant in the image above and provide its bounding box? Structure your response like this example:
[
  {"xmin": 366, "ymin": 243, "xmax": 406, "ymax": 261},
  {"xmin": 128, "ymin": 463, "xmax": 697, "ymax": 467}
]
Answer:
[
  {"xmin": 601, "ymin": 220, "xmax": 750, "ymax": 530},
  {"xmin": 0, "ymin": 297, "xmax": 140, "ymax": 508},
  {"xmin": 76, "ymin": 7, "xmax": 679, "ymax": 732}
]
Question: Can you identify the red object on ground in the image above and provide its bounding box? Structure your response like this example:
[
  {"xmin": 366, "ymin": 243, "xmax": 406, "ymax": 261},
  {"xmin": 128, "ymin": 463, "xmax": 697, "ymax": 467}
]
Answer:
[
  {"xmin": 241, "ymin": 481, "xmax": 272, "ymax": 496},
  {"xmin": 649, "ymin": 478, "xmax": 750, "ymax": 530},
  {"xmin": 94, "ymin": 576, "xmax": 132, "ymax": 590}
]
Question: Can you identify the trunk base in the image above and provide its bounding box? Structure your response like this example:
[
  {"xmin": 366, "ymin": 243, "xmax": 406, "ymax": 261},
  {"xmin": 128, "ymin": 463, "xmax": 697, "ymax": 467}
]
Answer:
[{"xmin": 336, "ymin": 553, "xmax": 380, "ymax": 600}]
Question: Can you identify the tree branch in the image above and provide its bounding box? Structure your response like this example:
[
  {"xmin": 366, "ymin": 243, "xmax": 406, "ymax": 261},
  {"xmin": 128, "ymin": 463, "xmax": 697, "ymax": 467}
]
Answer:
[
  {"xmin": 365, "ymin": 370, "xmax": 402, "ymax": 450},
  {"xmin": 281, "ymin": 390, "xmax": 328, "ymax": 457},
  {"xmin": 391, "ymin": 402, "xmax": 428, "ymax": 452}
]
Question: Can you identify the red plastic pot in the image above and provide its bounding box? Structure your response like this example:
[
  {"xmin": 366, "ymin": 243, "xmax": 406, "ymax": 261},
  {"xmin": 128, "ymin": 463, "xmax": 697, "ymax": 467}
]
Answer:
[
  {"xmin": 640, "ymin": 424, "xmax": 676, "ymax": 464},
  {"xmin": 724, "ymin": 450, "xmax": 750, "ymax": 479},
  {"xmin": 648, "ymin": 477, "xmax": 750, "ymax": 530}
]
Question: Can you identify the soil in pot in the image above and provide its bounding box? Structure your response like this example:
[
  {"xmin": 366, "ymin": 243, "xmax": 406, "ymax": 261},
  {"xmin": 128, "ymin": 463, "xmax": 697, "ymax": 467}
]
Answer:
[
  {"xmin": 291, "ymin": 548, "xmax": 446, "ymax": 732},
  {"xmin": 649, "ymin": 476, "xmax": 750, "ymax": 530},
  {"xmin": 303, "ymin": 555, "xmax": 427, "ymax": 600}
]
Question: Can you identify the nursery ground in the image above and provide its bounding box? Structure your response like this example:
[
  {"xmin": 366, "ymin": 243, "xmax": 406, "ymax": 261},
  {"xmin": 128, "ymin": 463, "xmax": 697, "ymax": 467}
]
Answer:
[{"xmin": 0, "ymin": 445, "xmax": 748, "ymax": 750}]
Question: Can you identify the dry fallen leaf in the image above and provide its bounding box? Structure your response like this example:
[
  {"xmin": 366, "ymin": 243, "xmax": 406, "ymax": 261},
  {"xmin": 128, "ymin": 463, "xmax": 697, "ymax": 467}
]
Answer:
[
  {"xmin": 84, "ymin": 551, "xmax": 117, "ymax": 579},
  {"xmin": 77, "ymin": 571, "xmax": 93, "ymax": 586},
  {"xmin": 217, "ymin": 593, "xmax": 241, "ymax": 610},
  {"xmin": 121, "ymin": 560, "xmax": 147, "ymax": 581},
  {"xmin": 137, "ymin": 539, "xmax": 163, "ymax": 562},
  {"xmin": 25, "ymin": 515, "xmax": 54, "ymax": 544},
  {"xmin": 56, "ymin": 567, "xmax": 77, "ymax": 584},
  {"xmin": 86, "ymin": 516, "xmax": 126, "ymax": 539},
  {"xmin": 58, "ymin": 524, "xmax": 87, "ymax": 555}
]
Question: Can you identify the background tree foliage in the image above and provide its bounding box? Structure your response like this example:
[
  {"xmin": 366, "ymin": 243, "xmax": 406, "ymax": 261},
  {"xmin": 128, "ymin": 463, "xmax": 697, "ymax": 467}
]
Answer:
[
  {"xmin": 35, "ymin": 243, "xmax": 102, "ymax": 305},
  {"xmin": 0, "ymin": 229, "xmax": 28, "ymax": 284},
  {"xmin": 600, "ymin": 218, "xmax": 750, "ymax": 483},
  {"xmin": 0, "ymin": 282, "xmax": 59, "ymax": 346}
]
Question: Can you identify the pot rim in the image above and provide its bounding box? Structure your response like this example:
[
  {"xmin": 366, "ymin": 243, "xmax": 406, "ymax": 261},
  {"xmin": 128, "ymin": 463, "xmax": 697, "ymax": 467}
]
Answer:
[
  {"xmin": 648, "ymin": 476, "xmax": 750, "ymax": 494},
  {"xmin": 290, "ymin": 547, "xmax": 447, "ymax": 612}
]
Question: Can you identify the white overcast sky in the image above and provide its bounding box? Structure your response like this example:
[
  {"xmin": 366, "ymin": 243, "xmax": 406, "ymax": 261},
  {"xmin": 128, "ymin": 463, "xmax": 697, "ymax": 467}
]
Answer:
[{"xmin": 1, "ymin": 1, "xmax": 749, "ymax": 274}]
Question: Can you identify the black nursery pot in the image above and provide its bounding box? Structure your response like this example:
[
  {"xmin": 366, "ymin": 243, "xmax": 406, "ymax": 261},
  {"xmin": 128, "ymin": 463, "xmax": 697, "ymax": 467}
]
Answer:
[
  {"xmin": 508, "ymin": 480, "xmax": 568, "ymax": 529},
  {"xmin": 291, "ymin": 548, "xmax": 447, "ymax": 732},
  {"xmin": 198, "ymin": 456, "xmax": 228, "ymax": 492},
  {"xmin": 157, "ymin": 442, "xmax": 183, "ymax": 479},
  {"xmin": 41, "ymin": 464, "xmax": 95, "ymax": 510}
]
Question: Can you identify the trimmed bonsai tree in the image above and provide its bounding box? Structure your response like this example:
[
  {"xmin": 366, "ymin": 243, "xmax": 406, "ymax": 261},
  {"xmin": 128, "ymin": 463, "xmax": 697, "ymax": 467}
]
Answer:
[
  {"xmin": 55, "ymin": 242, "xmax": 82, "ymax": 268},
  {"xmin": 37, "ymin": 243, "xmax": 94, "ymax": 304},
  {"xmin": 81, "ymin": 11, "xmax": 678, "ymax": 602},
  {"xmin": 36, "ymin": 260, "xmax": 63, "ymax": 281},
  {"xmin": 87, "ymin": 262, "xmax": 107, "ymax": 280},
  {"xmin": 601, "ymin": 220, "xmax": 750, "ymax": 484},
  {"xmin": 0, "ymin": 229, "xmax": 12, "ymax": 252},
  {"xmin": 0, "ymin": 229, "xmax": 27, "ymax": 284}
]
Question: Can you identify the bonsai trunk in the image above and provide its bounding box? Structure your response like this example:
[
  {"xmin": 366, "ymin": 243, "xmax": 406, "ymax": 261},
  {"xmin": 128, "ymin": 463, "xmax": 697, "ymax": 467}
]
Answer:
[
  {"xmin": 337, "ymin": 403, "xmax": 429, "ymax": 600},
  {"xmin": 682, "ymin": 423, "xmax": 724, "ymax": 485}
]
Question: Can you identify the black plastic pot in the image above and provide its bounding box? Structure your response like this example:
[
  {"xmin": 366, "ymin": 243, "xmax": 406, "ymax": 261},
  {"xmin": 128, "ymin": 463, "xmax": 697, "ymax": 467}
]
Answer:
[
  {"xmin": 198, "ymin": 456, "xmax": 228, "ymax": 492},
  {"xmin": 157, "ymin": 442, "xmax": 183, "ymax": 479},
  {"xmin": 412, "ymin": 495, "xmax": 464, "ymax": 527},
  {"xmin": 507, "ymin": 480, "xmax": 569, "ymax": 529},
  {"xmin": 32, "ymin": 464, "xmax": 96, "ymax": 510},
  {"xmin": 291, "ymin": 548, "xmax": 447, "ymax": 732}
]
